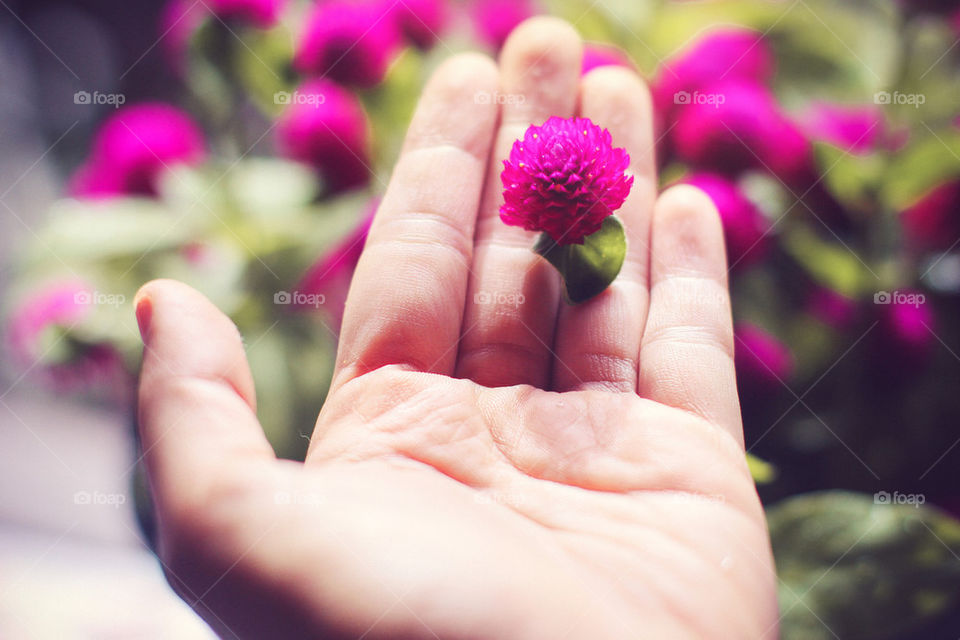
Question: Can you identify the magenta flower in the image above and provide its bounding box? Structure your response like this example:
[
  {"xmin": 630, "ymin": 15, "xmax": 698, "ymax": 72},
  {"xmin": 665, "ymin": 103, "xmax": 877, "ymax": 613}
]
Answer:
[
  {"xmin": 901, "ymin": 180, "xmax": 960, "ymax": 252},
  {"xmin": 297, "ymin": 201, "xmax": 376, "ymax": 329},
  {"xmin": 207, "ymin": 0, "xmax": 286, "ymax": 28},
  {"xmin": 5, "ymin": 281, "xmax": 131, "ymax": 399},
  {"xmin": 500, "ymin": 116, "xmax": 633, "ymax": 245},
  {"xmin": 735, "ymin": 324, "xmax": 794, "ymax": 387},
  {"xmin": 582, "ymin": 44, "xmax": 634, "ymax": 75},
  {"xmin": 879, "ymin": 290, "xmax": 935, "ymax": 357},
  {"xmin": 653, "ymin": 28, "xmax": 774, "ymax": 118},
  {"xmin": 385, "ymin": 0, "xmax": 448, "ymax": 49},
  {"xmin": 682, "ymin": 172, "xmax": 769, "ymax": 268},
  {"xmin": 470, "ymin": 0, "xmax": 538, "ymax": 50},
  {"xmin": 70, "ymin": 103, "xmax": 206, "ymax": 199},
  {"xmin": 800, "ymin": 102, "xmax": 886, "ymax": 155},
  {"xmin": 294, "ymin": 0, "xmax": 402, "ymax": 88},
  {"xmin": 276, "ymin": 79, "xmax": 371, "ymax": 194},
  {"xmin": 671, "ymin": 80, "xmax": 812, "ymax": 184},
  {"xmin": 807, "ymin": 287, "xmax": 858, "ymax": 329}
]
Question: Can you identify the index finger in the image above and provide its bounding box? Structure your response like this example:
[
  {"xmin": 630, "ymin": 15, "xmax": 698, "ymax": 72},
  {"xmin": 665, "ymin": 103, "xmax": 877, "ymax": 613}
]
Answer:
[{"xmin": 330, "ymin": 53, "xmax": 500, "ymax": 392}]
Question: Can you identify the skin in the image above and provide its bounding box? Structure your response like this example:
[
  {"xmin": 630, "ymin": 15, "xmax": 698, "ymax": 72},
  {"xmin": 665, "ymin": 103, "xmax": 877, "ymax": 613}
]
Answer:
[{"xmin": 135, "ymin": 17, "xmax": 779, "ymax": 640}]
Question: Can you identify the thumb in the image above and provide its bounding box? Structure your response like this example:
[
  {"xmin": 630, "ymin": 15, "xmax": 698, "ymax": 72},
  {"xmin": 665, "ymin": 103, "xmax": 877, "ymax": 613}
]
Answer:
[{"xmin": 135, "ymin": 279, "xmax": 274, "ymax": 521}]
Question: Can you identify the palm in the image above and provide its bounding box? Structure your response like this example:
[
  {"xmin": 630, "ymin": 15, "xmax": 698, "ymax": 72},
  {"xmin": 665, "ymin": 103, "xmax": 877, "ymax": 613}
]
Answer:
[{"xmin": 135, "ymin": 17, "xmax": 778, "ymax": 640}]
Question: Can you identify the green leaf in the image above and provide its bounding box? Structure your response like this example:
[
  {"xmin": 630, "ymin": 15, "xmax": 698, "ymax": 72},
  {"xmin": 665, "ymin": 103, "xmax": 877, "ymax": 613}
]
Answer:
[
  {"xmin": 881, "ymin": 129, "xmax": 960, "ymax": 211},
  {"xmin": 769, "ymin": 491, "xmax": 960, "ymax": 640},
  {"xmin": 533, "ymin": 216, "xmax": 627, "ymax": 305}
]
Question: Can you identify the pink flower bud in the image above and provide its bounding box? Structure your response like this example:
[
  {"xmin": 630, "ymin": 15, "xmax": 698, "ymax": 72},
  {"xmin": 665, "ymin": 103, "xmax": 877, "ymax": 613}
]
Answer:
[
  {"xmin": 297, "ymin": 201, "xmax": 376, "ymax": 330},
  {"xmin": 582, "ymin": 44, "xmax": 634, "ymax": 75},
  {"xmin": 384, "ymin": 0, "xmax": 448, "ymax": 49},
  {"xmin": 275, "ymin": 79, "xmax": 371, "ymax": 194},
  {"xmin": 70, "ymin": 103, "xmax": 206, "ymax": 199},
  {"xmin": 735, "ymin": 324, "xmax": 794, "ymax": 387},
  {"xmin": 671, "ymin": 80, "xmax": 812, "ymax": 184},
  {"xmin": 654, "ymin": 28, "xmax": 774, "ymax": 119},
  {"xmin": 682, "ymin": 172, "xmax": 769, "ymax": 268},
  {"xmin": 800, "ymin": 102, "xmax": 886, "ymax": 155},
  {"xmin": 470, "ymin": 0, "xmax": 539, "ymax": 50},
  {"xmin": 807, "ymin": 287, "xmax": 858, "ymax": 329},
  {"xmin": 294, "ymin": 1, "xmax": 402, "ymax": 88},
  {"xmin": 901, "ymin": 180, "xmax": 960, "ymax": 252},
  {"xmin": 500, "ymin": 116, "xmax": 633, "ymax": 245}
]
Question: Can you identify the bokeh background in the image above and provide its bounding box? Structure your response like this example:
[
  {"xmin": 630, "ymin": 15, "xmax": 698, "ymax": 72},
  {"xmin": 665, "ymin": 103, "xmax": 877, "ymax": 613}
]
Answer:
[{"xmin": 1, "ymin": 0, "xmax": 959, "ymax": 638}]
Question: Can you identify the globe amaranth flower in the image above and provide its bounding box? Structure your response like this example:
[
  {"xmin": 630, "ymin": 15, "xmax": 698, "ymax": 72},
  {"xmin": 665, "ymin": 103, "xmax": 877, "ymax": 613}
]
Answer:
[
  {"xmin": 276, "ymin": 79, "xmax": 371, "ymax": 194},
  {"xmin": 800, "ymin": 102, "xmax": 887, "ymax": 155},
  {"xmin": 901, "ymin": 180, "xmax": 960, "ymax": 252},
  {"xmin": 734, "ymin": 324, "xmax": 794, "ymax": 387},
  {"xmin": 385, "ymin": 0, "xmax": 448, "ymax": 50},
  {"xmin": 294, "ymin": 0, "xmax": 402, "ymax": 88},
  {"xmin": 206, "ymin": 0, "xmax": 286, "ymax": 27},
  {"xmin": 500, "ymin": 116, "xmax": 633, "ymax": 245},
  {"xmin": 581, "ymin": 44, "xmax": 634, "ymax": 75},
  {"xmin": 682, "ymin": 172, "xmax": 769, "ymax": 268},
  {"xmin": 470, "ymin": 0, "xmax": 539, "ymax": 50},
  {"xmin": 70, "ymin": 103, "xmax": 206, "ymax": 199},
  {"xmin": 653, "ymin": 28, "xmax": 774, "ymax": 119}
]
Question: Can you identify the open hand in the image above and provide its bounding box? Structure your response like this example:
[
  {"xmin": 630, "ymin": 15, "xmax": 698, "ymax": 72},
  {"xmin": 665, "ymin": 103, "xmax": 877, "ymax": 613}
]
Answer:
[{"xmin": 136, "ymin": 17, "xmax": 778, "ymax": 639}]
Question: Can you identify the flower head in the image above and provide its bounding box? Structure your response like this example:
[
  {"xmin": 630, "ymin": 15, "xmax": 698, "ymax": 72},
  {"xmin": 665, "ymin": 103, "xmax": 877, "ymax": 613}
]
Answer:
[
  {"xmin": 734, "ymin": 323, "xmax": 794, "ymax": 387},
  {"xmin": 500, "ymin": 116, "xmax": 633, "ymax": 245},
  {"xmin": 294, "ymin": 0, "xmax": 402, "ymax": 88},
  {"xmin": 800, "ymin": 102, "xmax": 887, "ymax": 155},
  {"xmin": 275, "ymin": 79, "xmax": 371, "ymax": 194},
  {"xmin": 70, "ymin": 103, "xmax": 206, "ymax": 199},
  {"xmin": 682, "ymin": 172, "xmax": 769, "ymax": 268},
  {"xmin": 385, "ymin": 0, "xmax": 448, "ymax": 49}
]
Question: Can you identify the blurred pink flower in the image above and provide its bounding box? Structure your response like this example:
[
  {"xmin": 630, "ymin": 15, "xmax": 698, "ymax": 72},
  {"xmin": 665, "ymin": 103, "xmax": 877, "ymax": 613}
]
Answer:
[
  {"xmin": 70, "ymin": 103, "xmax": 206, "ymax": 199},
  {"xmin": 671, "ymin": 80, "xmax": 812, "ymax": 184},
  {"xmin": 5, "ymin": 281, "xmax": 131, "ymax": 399},
  {"xmin": 735, "ymin": 324, "xmax": 794, "ymax": 387},
  {"xmin": 807, "ymin": 287, "xmax": 858, "ymax": 329},
  {"xmin": 902, "ymin": 180, "xmax": 960, "ymax": 252},
  {"xmin": 653, "ymin": 28, "xmax": 775, "ymax": 118},
  {"xmin": 385, "ymin": 0, "xmax": 448, "ymax": 49},
  {"xmin": 878, "ymin": 290, "xmax": 935, "ymax": 357},
  {"xmin": 682, "ymin": 172, "xmax": 769, "ymax": 268},
  {"xmin": 297, "ymin": 202, "xmax": 376, "ymax": 330},
  {"xmin": 582, "ymin": 44, "xmax": 634, "ymax": 75},
  {"xmin": 470, "ymin": 0, "xmax": 538, "ymax": 50},
  {"xmin": 294, "ymin": 1, "xmax": 402, "ymax": 88},
  {"xmin": 800, "ymin": 102, "xmax": 886, "ymax": 155},
  {"xmin": 500, "ymin": 116, "xmax": 633, "ymax": 245},
  {"xmin": 276, "ymin": 79, "xmax": 372, "ymax": 194},
  {"xmin": 207, "ymin": 0, "xmax": 286, "ymax": 27}
]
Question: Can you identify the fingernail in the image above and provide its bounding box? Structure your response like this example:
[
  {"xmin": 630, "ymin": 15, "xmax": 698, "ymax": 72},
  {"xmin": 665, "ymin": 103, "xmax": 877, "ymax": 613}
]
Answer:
[{"xmin": 134, "ymin": 292, "xmax": 153, "ymax": 340}]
